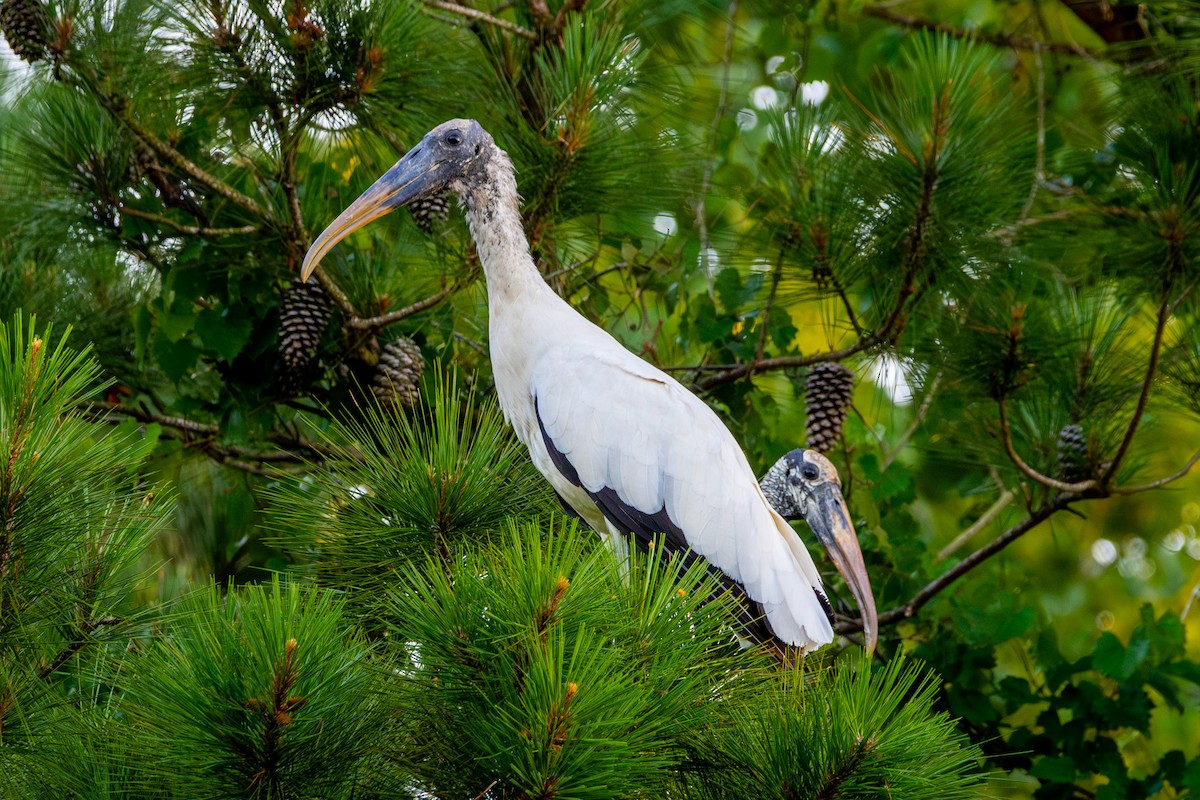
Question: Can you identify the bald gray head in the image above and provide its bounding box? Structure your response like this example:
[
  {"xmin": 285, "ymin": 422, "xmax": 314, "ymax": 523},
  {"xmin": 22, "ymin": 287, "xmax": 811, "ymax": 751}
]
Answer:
[
  {"xmin": 301, "ymin": 118, "xmax": 503, "ymax": 281},
  {"xmin": 760, "ymin": 448, "xmax": 842, "ymax": 521},
  {"xmin": 761, "ymin": 448, "xmax": 878, "ymax": 652}
]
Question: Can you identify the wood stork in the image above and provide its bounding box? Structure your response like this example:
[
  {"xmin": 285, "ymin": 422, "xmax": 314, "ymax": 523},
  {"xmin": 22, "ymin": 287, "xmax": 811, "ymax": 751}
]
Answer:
[{"xmin": 301, "ymin": 119, "xmax": 877, "ymax": 654}]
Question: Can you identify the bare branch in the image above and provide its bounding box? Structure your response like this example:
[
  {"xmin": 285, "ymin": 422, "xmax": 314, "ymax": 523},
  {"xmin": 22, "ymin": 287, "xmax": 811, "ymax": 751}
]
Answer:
[
  {"xmin": 695, "ymin": 0, "xmax": 738, "ymax": 295},
  {"xmin": 348, "ymin": 283, "xmax": 459, "ymax": 329},
  {"xmin": 419, "ymin": 0, "xmax": 537, "ymax": 40},
  {"xmin": 81, "ymin": 402, "xmax": 219, "ymax": 436},
  {"xmin": 101, "ymin": 97, "xmax": 270, "ymax": 220},
  {"xmin": 936, "ymin": 488, "xmax": 1015, "ymax": 562},
  {"xmin": 82, "ymin": 402, "xmax": 337, "ymax": 464},
  {"xmin": 998, "ymin": 398, "xmax": 1098, "ymax": 493},
  {"xmin": 861, "ymin": 5, "xmax": 1104, "ymax": 58},
  {"xmin": 1114, "ymin": 449, "xmax": 1200, "ymax": 494},
  {"xmin": 1102, "ymin": 295, "xmax": 1171, "ymax": 483},
  {"xmin": 838, "ymin": 499, "xmax": 1070, "ymax": 634},
  {"xmin": 120, "ymin": 206, "xmax": 258, "ymax": 237}
]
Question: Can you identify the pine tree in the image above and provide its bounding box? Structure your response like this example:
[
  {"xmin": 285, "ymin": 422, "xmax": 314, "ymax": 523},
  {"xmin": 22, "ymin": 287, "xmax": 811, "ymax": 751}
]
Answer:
[{"xmin": 1, "ymin": 2, "xmax": 1199, "ymax": 797}]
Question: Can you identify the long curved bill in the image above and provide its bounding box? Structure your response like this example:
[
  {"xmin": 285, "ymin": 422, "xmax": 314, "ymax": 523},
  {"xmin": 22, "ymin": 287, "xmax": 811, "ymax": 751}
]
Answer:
[
  {"xmin": 300, "ymin": 148, "xmax": 440, "ymax": 282},
  {"xmin": 805, "ymin": 482, "xmax": 878, "ymax": 654}
]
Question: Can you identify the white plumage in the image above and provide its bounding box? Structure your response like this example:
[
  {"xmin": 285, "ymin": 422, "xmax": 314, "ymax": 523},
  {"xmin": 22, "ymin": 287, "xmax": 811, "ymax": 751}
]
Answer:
[{"xmin": 302, "ymin": 119, "xmax": 876, "ymax": 653}]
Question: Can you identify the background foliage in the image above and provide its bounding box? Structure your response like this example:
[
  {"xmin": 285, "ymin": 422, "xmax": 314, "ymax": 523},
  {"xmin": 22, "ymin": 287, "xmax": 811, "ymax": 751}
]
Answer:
[{"xmin": 1, "ymin": 0, "xmax": 1200, "ymax": 797}]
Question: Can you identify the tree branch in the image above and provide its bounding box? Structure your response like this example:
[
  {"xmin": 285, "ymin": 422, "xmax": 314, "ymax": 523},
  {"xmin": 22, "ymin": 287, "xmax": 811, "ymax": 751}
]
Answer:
[
  {"xmin": 419, "ymin": 0, "xmax": 537, "ymax": 40},
  {"xmin": 100, "ymin": 97, "xmax": 270, "ymax": 220},
  {"xmin": 838, "ymin": 498, "xmax": 1071, "ymax": 634},
  {"xmin": 38, "ymin": 616, "xmax": 122, "ymax": 679},
  {"xmin": 312, "ymin": 265, "xmax": 358, "ymax": 318},
  {"xmin": 1113, "ymin": 449, "xmax": 1200, "ymax": 495},
  {"xmin": 1102, "ymin": 294, "xmax": 1171, "ymax": 483},
  {"xmin": 119, "ymin": 206, "xmax": 259, "ymax": 237},
  {"xmin": 998, "ymin": 397, "xmax": 1098, "ymax": 493},
  {"xmin": 80, "ymin": 402, "xmax": 339, "ymax": 464},
  {"xmin": 935, "ymin": 488, "xmax": 1015, "ymax": 562},
  {"xmin": 695, "ymin": 334, "xmax": 886, "ymax": 390},
  {"xmin": 861, "ymin": 5, "xmax": 1104, "ymax": 58},
  {"xmin": 348, "ymin": 283, "xmax": 460, "ymax": 329}
]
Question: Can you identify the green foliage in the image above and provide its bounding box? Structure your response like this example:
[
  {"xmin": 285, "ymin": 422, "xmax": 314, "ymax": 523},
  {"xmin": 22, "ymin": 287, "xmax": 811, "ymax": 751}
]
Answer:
[
  {"xmin": 383, "ymin": 520, "xmax": 760, "ymax": 797},
  {"xmin": 2, "ymin": 2, "xmax": 1200, "ymax": 799},
  {"xmin": 0, "ymin": 314, "xmax": 166, "ymax": 798},
  {"xmin": 270, "ymin": 375, "xmax": 556, "ymax": 616},
  {"xmin": 695, "ymin": 656, "xmax": 986, "ymax": 799},
  {"xmin": 917, "ymin": 604, "xmax": 1200, "ymax": 800},
  {"xmin": 121, "ymin": 579, "xmax": 381, "ymax": 799}
]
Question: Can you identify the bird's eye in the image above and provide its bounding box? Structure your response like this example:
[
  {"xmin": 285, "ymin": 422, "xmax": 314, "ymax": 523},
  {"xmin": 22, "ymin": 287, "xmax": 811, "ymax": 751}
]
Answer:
[
  {"xmin": 445, "ymin": 131, "xmax": 463, "ymax": 146},
  {"xmin": 801, "ymin": 463, "xmax": 820, "ymax": 481}
]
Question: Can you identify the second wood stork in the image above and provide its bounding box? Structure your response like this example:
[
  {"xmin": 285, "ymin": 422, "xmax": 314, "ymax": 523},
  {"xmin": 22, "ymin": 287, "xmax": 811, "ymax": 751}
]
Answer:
[{"xmin": 301, "ymin": 119, "xmax": 877, "ymax": 653}]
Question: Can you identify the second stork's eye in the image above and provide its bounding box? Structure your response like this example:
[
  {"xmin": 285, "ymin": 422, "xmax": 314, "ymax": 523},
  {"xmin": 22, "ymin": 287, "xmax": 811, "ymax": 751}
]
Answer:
[
  {"xmin": 445, "ymin": 130, "xmax": 464, "ymax": 146},
  {"xmin": 802, "ymin": 462, "xmax": 820, "ymax": 481}
]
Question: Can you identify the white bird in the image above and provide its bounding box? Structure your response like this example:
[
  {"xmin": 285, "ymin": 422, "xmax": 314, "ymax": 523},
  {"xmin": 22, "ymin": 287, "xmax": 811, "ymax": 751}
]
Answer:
[{"xmin": 301, "ymin": 119, "xmax": 877, "ymax": 653}]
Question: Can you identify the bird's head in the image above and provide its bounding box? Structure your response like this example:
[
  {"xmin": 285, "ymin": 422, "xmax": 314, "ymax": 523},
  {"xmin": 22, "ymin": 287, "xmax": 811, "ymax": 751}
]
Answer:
[
  {"xmin": 301, "ymin": 119, "xmax": 493, "ymax": 281},
  {"xmin": 762, "ymin": 448, "xmax": 878, "ymax": 653}
]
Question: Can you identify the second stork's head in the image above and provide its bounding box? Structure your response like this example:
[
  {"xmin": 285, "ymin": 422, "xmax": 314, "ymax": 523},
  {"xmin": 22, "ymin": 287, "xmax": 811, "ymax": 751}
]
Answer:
[
  {"xmin": 301, "ymin": 119, "xmax": 498, "ymax": 281},
  {"xmin": 761, "ymin": 448, "xmax": 878, "ymax": 653}
]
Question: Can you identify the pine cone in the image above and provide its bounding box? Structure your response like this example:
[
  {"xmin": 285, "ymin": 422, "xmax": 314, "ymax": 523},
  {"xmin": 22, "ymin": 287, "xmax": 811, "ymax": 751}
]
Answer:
[
  {"xmin": 408, "ymin": 195, "xmax": 449, "ymax": 234},
  {"xmin": 371, "ymin": 337, "xmax": 423, "ymax": 408},
  {"xmin": 0, "ymin": 0, "xmax": 49, "ymax": 63},
  {"xmin": 1056, "ymin": 423, "xmax": 1089, "ymax": 483},
  {"xmin": 279, "ymin": 278, "xmax": 330, "ymax": 391},
  {"xmin": 805, "ymin": 362, "xmax": 854, "ymax": 453}
]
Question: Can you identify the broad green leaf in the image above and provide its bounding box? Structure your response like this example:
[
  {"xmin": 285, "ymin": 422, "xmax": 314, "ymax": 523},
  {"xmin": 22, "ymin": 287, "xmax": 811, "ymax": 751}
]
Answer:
[{"xmin": 195, "ymin": 307, "xmax": 253, "ymax": 361}]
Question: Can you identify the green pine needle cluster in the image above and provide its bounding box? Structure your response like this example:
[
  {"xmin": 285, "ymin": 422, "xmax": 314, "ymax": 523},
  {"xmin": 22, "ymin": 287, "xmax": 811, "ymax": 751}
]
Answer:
[
  {"xmin": 380, "ymin": 521, "xmax": 986, "ymax": 798},
  {"xmin": 0, "ymin": 314, "xmax": 166, "ymax": 799},
  {"xmin": 270, "ymin": 374, "xmax": 556, "ymax": 615},
  {"xmin": 696, "ymin": 656, "xmax": 985, "ymax": 800},
  {"xmin": 122, "ymin": 580, "xmax": 382, "ymax": 799}
]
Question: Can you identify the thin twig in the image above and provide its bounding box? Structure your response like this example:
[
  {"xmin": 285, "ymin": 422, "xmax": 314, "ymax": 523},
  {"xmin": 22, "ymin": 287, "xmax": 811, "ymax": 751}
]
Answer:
[
  {"xmin": 1183, "ymin": 576, "xmax": 1200, "ymax": 621},
  {"xmin": 695, "ymin": 0, "xmax": 738, "ymax": 294},
  {"xmin": 694, "ymin": 334, "xmax": 885, "ymax": 389},
  {"xmin": 419, "ymin": 0, "xmax": 537, "ymax": 40},
  {"xmin": 1113, "ymin": 449, "xmax": 1200, "ymax": 494},
  {"xmin": 102, "ymin": 98, "xmax": 270, "ymax": 220},
  {"xmin": 997, "ymin": 398, "xmax": 1098, "ymax": 493},
  {"xmin": 1019, "ymin": 43, "xmax": 1046, "ymax": 221},
  {"xmin": 81, "ymin": 402, "xmax": 218, "ymax": 435},
  {"xmin": 82, "ymin": 402, "xmax": 337, "ymax": 462},
  {"xmin": 880, "ymin": 372, "xmax": 941, "ymax": 469},
  {"xmin": 935, "ymin": 488, "xmax": 1015, "ymax": 562},
  {"xmin": 119, "ymin": 206, "xmax": 259, "ymax": 237},
  {"xmin": 753, "ymin": 247, "xmax": 786, "ymax": 366},
  {"xmin": 861, "ymin": 5, "xmax": 1104, "ymax": 58},
  {"xmin": 38, "ymin": 616, "xmax": 122, "ymax": 679},
  {"xmin": 838, "ymin": 498, "xmax": 1070, "ymax": 633},
  {"xmin": 1102, "ymin": 295, "xmax": 1171, "ymax": 483},
  {"xmin": 473, "ymin": 780, "xmax": 500, "ymax": 800},
  {"xmin": 348, "ymin": 283, "xmax": 459, "ymax": 329}
]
